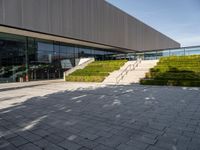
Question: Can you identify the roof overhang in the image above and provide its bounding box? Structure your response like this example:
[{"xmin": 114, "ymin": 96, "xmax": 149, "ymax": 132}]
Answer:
[{"xmin": 0, "ymin": 25, "xmax": 134, "ymax": 53}]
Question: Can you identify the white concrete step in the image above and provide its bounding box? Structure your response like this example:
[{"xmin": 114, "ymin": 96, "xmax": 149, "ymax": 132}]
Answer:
[
  {"xmin": 119, "ymin": 60, "xmax": 159, "ymax": 84},
  {"xmin": 103, "ymin": 61, "xmax": 136, "ymax": 84}
]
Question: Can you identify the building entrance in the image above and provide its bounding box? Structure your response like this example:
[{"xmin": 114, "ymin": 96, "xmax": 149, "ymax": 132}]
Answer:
[{"xmin": 0, "ymin": 32, "xmax": 120, "ymax": 83}]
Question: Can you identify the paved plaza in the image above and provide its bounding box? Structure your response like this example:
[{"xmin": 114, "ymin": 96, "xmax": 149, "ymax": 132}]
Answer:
[{"xmin": 0, "ymin": 81, "xmax": 200, "ymax": 150}]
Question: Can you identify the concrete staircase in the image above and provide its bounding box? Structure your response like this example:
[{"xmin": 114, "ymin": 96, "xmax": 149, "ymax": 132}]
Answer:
[
  {"xmin": 103, "ymin": 60, "xmax": 158, "ymax": 85},
  {"xmin": 119, "ymin": 60, "xmax": 158, "ymax": 84},
  {"xmin": 103, "ymin": 61, "xmax": 137, "ymax": 84}
]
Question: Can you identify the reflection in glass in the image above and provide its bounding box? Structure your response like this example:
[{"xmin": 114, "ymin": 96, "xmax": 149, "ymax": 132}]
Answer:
[
  {"xmin": 185, "ymin": 47, "xmax": 200, "ymax": 55},
  {"xmin": 170, "ymin": 48, "xmax": 185, "ymax": 56},
  {"xmin": 0, "ymin": 32, "xmax": 120, "ymax": 83},
  {"xmin": 156, "ymin": 50, "xmax": 170, "ymax": 59},
  {"xmin": 37, "ymin": 51, "xmax": 53, "ymax": 63},
  {"xmin": 0, "ymin": 33, "xmax": 26, "ymax": 83},
  {"xmin": 144, "ymin": 51, "xmax": 157, "ymax": 60},
  {"xmin": 37, "ymin": 41, "xmax": 54, "ymax": 51}
]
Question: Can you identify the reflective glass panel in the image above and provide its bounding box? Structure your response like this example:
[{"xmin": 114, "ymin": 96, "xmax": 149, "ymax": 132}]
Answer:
[
  {"xmin": 0, "ymin": 33, "xmax": 26, "ymax": 83},
  {"xmin": 144, "ymin": 51, "xmax": 157, "ymax": 60},
  {"xmin": 37, "ymin": 41, "xmax": 53, "ymax": 51},
  {"xmin": 185, "ymin": 47, "xmax": 200, "ymax": 55},
  {"xmin": 156, "ymin": 50, "xmax": 170, "ymax": 59},
  {"xmin": 170, "ymin": 48, "xmax": 185, "ymax": 56}
]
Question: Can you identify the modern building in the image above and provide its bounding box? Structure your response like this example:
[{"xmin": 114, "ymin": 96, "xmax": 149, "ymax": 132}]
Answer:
[{"xmin": 0, "ymin": 0, "xmax": 180, "ymax": 83}]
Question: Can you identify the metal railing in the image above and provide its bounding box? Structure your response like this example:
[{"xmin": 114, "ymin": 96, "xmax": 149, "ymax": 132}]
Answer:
[{"xmin": 116, "ymin": 58, "xmax": 142, "ymax": 84}]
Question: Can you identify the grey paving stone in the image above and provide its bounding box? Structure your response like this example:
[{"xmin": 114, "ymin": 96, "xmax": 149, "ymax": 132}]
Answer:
[
  {"xmin": 115, "ymin": 128, "xmax": 137, "ymax": 138},
  {"xmin": 44, "ymin": 133, "xmax": 65, "ymax": 144},
  {"xmin": 95, "ymin": 130, "xmax": 113, "ymax": 138},
  {"xmin": 73, "ymin": 137, "xmax": 99, "ymax": 149},
  {"xmin": 17, "ymin": 131, "xmax": 42, "ymax": 142},
  {"xmin": 78, "ymin": 147, "xmax": 91, "ymax": 150},
  {"xmin": 0, "ymin": 138, "xmax": 16, "ymax": 150},
  {"xmin": 146, "ymin": 146, "xmax": 162, "ymax": 150},
  {"xmin": 96, "ymin": 135, "xmax": 129, "ymax": 147},
  {"xmin": 183, "ymin": 131, "xmax": 195, "ymax": 138},
  {"xmin": 0, "ymin": 127, "xmax": 9, "ymax": 138},
  {"xmin": 148, "ymin": 123, "xmax": 166, "ymax": 131},
  {"xmin": 8, "ymin": 136, "xmax": 29, "ymax": 147},
  {"xmin": 64, "ymin": 127, "xmax": 81, "ymax": 134},
  {"xmin": 19, "ymin": 143, "xmax": 41, "ymax": 150},
  {"xmin": 127, "ymin": 139, "xmax": 149, "ymax": 150},
  {"xmin": 30, "ymin": 129, "xmax": 50, "ymax": 137},
  {"xmin": 177, "ymin": 135, "xmax": 191, "ymax": 144},
  {"xmin": 137, "ymin": 132, "xmax": 158, "ymax": 140},
  {"xmin": 58, "ymin": 140, "xmax": 82, "ymax": 150},
  {"xmin": 0, "ymin": 82, "xmax": 200, "ymax": 150},
  {"xmin": 79, "ymin": 131, "xmax": 99, "ymax": 140},
  {"xmin": 0, "ymin": 144, "xmax": 16, "ymax": 150},
  {"xmin": 165, "ymin": 128, "xmax": 183, "ymax": 136},
  {"xmin": 155, "ymin": 141, "xmax": 177, "ymax": 150},
  {"xmin": 141, "ymin": 127, "xmax": 164, "ymax": 136},
  {"xmin": 175, "ymin": 142, "xmax": 188, "ymax": 150},
  {"xmin": 187, "ymin": 144, "xmax": 200, "ymax": 150},
  {"xmin": 188, "ymin": 138, "xmax": 200, "ymax": 150},
  {"xmin": 2, "ymin": 132, "xmax": 18, "ymax": 140},
  {"xmin": 133, "ymin": 135, "xmax": 157, "ymax": 145},
  {"xmin": 93, "ymin": 144, "xmax": 115, "ymax": 150},
  {"xmin": 34, "ymin": 139, "xmax": 64, "ymax": 150},
  {"xmin": 117, "ymin": 144, "xmax": 140, "ymax": 150},
  {"xmin": 157, "ymin": 134, "xmax": 178, "ymax": 145}
]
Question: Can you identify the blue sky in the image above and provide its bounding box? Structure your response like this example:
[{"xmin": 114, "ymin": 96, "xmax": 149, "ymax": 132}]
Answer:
[{"xmin": 107, "ymin": 0, "xmax": 200, "ymax": 47}]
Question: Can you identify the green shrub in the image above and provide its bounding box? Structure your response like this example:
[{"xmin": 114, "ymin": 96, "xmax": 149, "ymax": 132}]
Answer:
[
  {"xmin": 140, "ymin": 79, "xmax": 200, "ymax": 87},
  {"xmin": 140, "ymin": 55, "xmax": 200, "ymax": 87},
  {"xmin": 65, "ymin": 76, "xmax": 105, "ymax": 82},
  {"xmin": 65, "ymin": 60, "xmax": 127, "ymax": 82}
]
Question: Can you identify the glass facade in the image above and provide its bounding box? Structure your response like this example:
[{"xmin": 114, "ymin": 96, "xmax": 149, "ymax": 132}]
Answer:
[
  {"xmin": 112, "ymin": 47, "xmax": 200, "ymax": 61},
  {"xmin": 0, "ymin": 32, "xmax": 119, "ymax": 83},
  {"xmin": 1, "ymin": 32, "xmax": 200, "ymax": 83},
  {"xmin": 185, "ymin": 47, "xmax": 200, "ymax": 55},
  {"xmin": 137, "ymin": 47, "xmax": 200, "ymax": 60},
  {"xmin": 143, "ymin": 51, "xmax": 158, "ymax": 60}
]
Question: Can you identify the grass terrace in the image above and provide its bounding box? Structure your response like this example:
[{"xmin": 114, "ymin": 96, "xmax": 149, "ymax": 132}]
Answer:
[
  {"xmin": 65, "ymin": 60, "xmax": 127, "ymax": 82},
  {"xmin": 140, "ymin": 55, "xmax": 200, "ymax": 87}
]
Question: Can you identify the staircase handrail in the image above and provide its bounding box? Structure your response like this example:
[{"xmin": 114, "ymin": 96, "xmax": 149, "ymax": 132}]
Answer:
[{"xmin": 116, "ymin": 58, "xmax": 142, "ymax": 84}]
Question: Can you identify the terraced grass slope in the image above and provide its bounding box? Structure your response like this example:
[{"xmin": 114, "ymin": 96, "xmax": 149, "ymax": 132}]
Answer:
[
  {"xmin": 65, "ymin": 60, "xmax": 127, "ymax": 82},
  {"xmin": 140, "ymin": 55, "xmax": 200, "ymax": 87}
]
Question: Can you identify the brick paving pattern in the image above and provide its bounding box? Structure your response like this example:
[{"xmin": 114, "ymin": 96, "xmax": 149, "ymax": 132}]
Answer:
[{"xmin": 0, "ymin": 81, "xmax": 200, "ymax": 150}]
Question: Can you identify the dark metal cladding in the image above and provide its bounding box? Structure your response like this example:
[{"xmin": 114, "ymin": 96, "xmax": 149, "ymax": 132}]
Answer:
[{"xmin": 0, "ymin": 0, "xmax": 180, "ymax": 51}]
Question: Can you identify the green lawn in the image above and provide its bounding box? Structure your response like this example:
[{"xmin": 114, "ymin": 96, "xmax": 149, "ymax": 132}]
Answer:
[
  {"xmin": 140, "ymin": 55, "xmax": 200, "ymax": 87},
  {"xmin": 65, "ymin": 60, "xmax": 127, "ymax": 82}
]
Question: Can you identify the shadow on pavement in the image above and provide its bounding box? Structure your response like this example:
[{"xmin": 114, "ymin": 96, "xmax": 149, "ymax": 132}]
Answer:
[{"xmin": 0, "ymin": 84, "xmax": 200, "ymax": 149}]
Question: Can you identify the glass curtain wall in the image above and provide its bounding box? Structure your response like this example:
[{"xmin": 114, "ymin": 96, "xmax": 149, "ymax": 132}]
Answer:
[
  {"xmin": 0, "ymin": 33, "xmax": 27, "ymax": 83},
  {"xmin": 185, "ymin": 47, "xmax": 200, "ymax": 55},
  {"xmin": 143, "ymin": 51, "xmax": 158, "ymax": 60},
  {"xmin": 156, "ymin": 50, "xmax": 170, "ymax": 59},
  {"xmin": 117, "ymin": 46, "xmax": 200, "ymax": 61},
  {"xmin": 0, "ymin": 32, "xmax": 120, "ymax": 83},
  {"xmin": 139, "ymin": 47, "xmax": 200, "ymax": 60}
]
